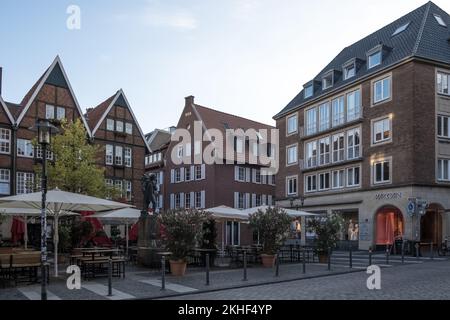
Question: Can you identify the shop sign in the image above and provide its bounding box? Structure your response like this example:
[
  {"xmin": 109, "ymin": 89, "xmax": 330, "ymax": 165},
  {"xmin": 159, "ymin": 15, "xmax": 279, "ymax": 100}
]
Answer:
[{"xmin": 375, "ymin": 192, "xmax": 402, "ymax": 201}]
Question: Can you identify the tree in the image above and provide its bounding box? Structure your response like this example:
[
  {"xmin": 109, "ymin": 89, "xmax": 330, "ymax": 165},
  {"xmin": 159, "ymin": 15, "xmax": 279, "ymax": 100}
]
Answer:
[
  {"xmin": 35, "ymin": 119, "xmax": 112, "ymax": 198},
  {"xmin": 307, "ymin": 213, "xmax": 344, "ymax": 255}
]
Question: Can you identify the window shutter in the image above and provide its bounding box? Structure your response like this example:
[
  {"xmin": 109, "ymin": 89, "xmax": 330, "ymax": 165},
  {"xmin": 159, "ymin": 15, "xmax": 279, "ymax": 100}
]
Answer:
[
  {"xmin": 180, "ymin": 193, "xmax": 185, "ymax": 208},
  {"xmin": 245, "ymin": 193, "xmax": 250, "ymax": 209},
  {"xmin": 180, "ymin": 168, "xmax": 185, "ymax": 182},
  {"xmin": 252, "ymin": 194, "xmax": 256, "ymax": 207},
  {"xmin": 262, "ymin": 194, "xmax": 267, "ymax": 205},
  {"xmin": 234, "ymin": 166, "xmax": 239, "ymax": 181},
  {"xmin": 190, "ymin": 166, "xmax": 195, "ymax": 181},
  {"xmin": 190, "ymin": 192, "xmax": 195, "ymax": 208},
  {"xmin": 201, "ymin": 164, "xmax": 206, "ymax": 180},
  {"xmin": 268, "ymin": 195, "xmax": 273, "ymax": 206},
  {"xmin": 245, "ymin": 168, "xmax": 251, "ymax": 182},
  {"xmin": 201, "ymin": 190, "xmax": 206, "ymax": 209},
  {"xmin": 170, "ymin": 194, "xmax": 174, "ymax": 209},
  {"xmin": 159, "ymin": 171, "xmax": 164, "ymax": 185},
  {"xmin": 234, "ymin": 192, "xmax": 239, "ymax": 209},
  {"xmin": 170, "ymin": 169, "xmax": 175, "ymax": 184}
]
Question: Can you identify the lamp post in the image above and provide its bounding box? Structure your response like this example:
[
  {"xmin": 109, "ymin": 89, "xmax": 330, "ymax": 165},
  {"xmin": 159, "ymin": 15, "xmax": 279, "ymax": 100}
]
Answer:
[{"xmin": 29, "ymin": 119, "xmax": 58, "ymax": 301}]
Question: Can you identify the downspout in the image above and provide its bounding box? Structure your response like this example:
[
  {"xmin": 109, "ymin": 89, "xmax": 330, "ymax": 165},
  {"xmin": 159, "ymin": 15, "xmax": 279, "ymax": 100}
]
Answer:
[{"xmin": 11, "ymin": 124, "xmax": 17, "ymax": 195}]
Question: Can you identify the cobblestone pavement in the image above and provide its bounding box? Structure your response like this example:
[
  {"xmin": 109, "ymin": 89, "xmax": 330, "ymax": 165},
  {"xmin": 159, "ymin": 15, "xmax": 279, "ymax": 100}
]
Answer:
[
  {"xmin": 0, "ymin": 253, "xmax": 447, "ymax": 300},
  {"xmin": 162, "ymin": 260, "xmax": 450, "ymax": 300}
]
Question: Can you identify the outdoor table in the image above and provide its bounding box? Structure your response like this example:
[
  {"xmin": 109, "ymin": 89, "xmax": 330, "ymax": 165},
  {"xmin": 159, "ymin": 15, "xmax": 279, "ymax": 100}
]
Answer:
[{"xmin": 81, "ymin": 248, "xmax": 121, "ymax": 261}]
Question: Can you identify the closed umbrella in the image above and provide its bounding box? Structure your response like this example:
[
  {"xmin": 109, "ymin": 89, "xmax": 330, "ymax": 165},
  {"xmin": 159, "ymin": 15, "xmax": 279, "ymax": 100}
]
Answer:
[{"xmin": 0, "ymin": 188, "xmax": 132, "ymax": 276}]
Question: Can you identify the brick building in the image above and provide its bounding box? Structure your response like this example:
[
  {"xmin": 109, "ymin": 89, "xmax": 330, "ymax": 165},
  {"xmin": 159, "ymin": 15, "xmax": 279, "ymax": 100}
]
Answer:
[{"xmin": 274, "ymin": 2, "xmax": 450, "ymax": 250}]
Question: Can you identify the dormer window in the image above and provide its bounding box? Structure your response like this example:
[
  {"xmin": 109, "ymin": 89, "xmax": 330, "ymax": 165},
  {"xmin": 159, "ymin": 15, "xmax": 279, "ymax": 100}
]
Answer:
[
  {"xmin": 368, "ymin": 50, "xmax": 382, "ymax": 69},
  {"xmin": 304, "ymin": 85, "xmax": 313, "ymax": 99},
  {"xmin": 322, "ymin": 72, "xmax": 334, "ymax": 90},
  {"xmin": 434, "ymin": 14, "xmax": 447, "ymax": 27},
  {"xmin": 343, "ymin": 62, "xmax": 356, "ymax": 80}
]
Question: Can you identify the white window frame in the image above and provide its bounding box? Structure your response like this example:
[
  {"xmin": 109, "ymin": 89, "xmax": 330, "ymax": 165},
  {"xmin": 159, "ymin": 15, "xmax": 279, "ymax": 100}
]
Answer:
[
  {"xmin": 17, "ymin": 172, "xmax": 34, "ymax": 195},
  {"xmin": 332, "ymin": 133, "xmax": 345, "ymax": 163},
  {"xmin": 45, "ymin": 104, "xmax": 55, "ymax": 120},
  {"xmin": 0, "ymin": 128, "xmax": 11, "ymax": 154},
  {"xmin": 347, "ymin": 128, "xmax": 361, "ymax": 160},
  {"xmin": 105, "ymin": 145, "xmax": 113, "ymax": 165},
  {"xmin": 322, "ymin": 72, "xmax": 333, "ymax": 90},
  {"xmin": 286, "ymin": 175, "xmax": 298, "ymax": 196},
  {"xmin": 305, "ymin": 175, "xmax": 317, "ymax": 193},
  {"xmin": 373, "ymin": 76, "xmax": 391, "ymax": 104},
  {"xmin": 343, "ymin": 62, "xmax": 356, "ymax": 80},
  {"xmin": 304, "ymin": 85, "xmax": 313, "ymax": 99},
  {"xmin": 305, "ymin": 141, "xmax": 317, "ymax": 168},
  {"xmin": 346, "ymin": 89, "xmax": 361, "ymax": 122},
  {"xmin": 124, "ymin": 147, "xmax": 132, "ymax": 167},
  {"xmin": 125, "ymin": 123, "xmax": 133, "ymax": 135},
  {"xmin": 318, "ymin": 172, "xmax": 331, "ymax": 191},
  {"xmin": 373, "ymin": 158, "xmax": 392, "ymax": 185},
  {"xmin": 286, "ymin": 144, "xmax": 298, "ymax": 166},
  {"xmin": 115, "ymin": 146, "xmax": 123, "ymax": 166},
  {"xmin": 437, "ymin": 72, "xmax": 450, "ymax": 95},
  {"xmin": 106, "ymin": 119, "xmax": 115, "ymax": 131},
  {"xmin": 438, "ymin": 115, "xmax": 450, "ymax": 138},
  {"xmin": 114, "ymin": 180, "xmax": 123, "ymax": 198},
  {"xmin": 347, "ymin": 166, "xmax": 361, "ymax": 187},
  {"xmin": 332, "ymin": 96, "xmax": 345, "ymax": 127},
  {"xmin": 372, "ymin": 117, "xmax": 392, "ymax": 145},
  {"xmin": 368, "ymin": 50, "xmax": 382, "ymax": 69},
  {"xmin": 56, "ymin": 107, "xmax": 66, "ymax": 120},
  {"xmin": 195, "ymin": 191, "xmax": 202, "ymax": 209},
  {"xmin": 319, "ymin": 102, "xmax": 330, "ymax": 132},
  {"xmin": 287, "ymin": 113, "xmax": 298, "ymax": 136},
  {"xmin": 306, "ymin": 107, "xmax": 318, "ymax": 135},
  {"xmin": 0, "ymin": 169, "xmax": 10, "ymax": 195},
  {"xmin": 116, "ymin": 120, "xmax": 124, "ymax": 133},
  {"xmin": 332, "ymin": 169, "xmax": 345, "ymax": 189},
  {"xmin": 438, "ymin": 159, "xmax": 450, "ymax": 182},
  {"xmin": 17, "ymin": 139, "xmax": 34, "ymax": 158},
  {"xmin": 125, "ymin": 180, "xmax": 132, "ymax": 201},
  {"xmin": 319, "ymin": 137, "xmax": 331, "ymax": 166}
]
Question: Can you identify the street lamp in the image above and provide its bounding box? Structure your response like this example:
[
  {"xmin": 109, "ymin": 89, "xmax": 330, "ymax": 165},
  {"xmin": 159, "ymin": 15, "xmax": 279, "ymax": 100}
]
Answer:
[
  {"xmin": 29, "ymin": 119, "xmax": 58, "ymax": 301},
  {"xmin": 290, "ymin": 195, "xmax": 305, "ymax": 211}
]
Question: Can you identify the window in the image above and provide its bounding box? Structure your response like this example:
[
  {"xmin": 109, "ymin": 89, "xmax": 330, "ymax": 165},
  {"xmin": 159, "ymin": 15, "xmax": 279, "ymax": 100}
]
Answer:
[
  {"xmin": 236, "ymin": 166, "xmax": 245, "ymax": 182},
  {"xmin": 234, "ymin": 137, "xmax": 244, "ymax": 153},
  {"xmin": 175, "ymin": 194, "xmax": 181, "ymax": 209},
  {"xmin": 434, "ymin": 14, "xmax": 447, "ymax": 27},
  {"xmin": 287, "ymin": 114, "xmax": 298, "ymax": 135},
  {"xmin": 392, "ymin": 22, "xmax": 410, "ymax": 36},
  {"xmin": 343, "ymin": 63, "xmax": 356, "ymax": 80},
  {"xmin": 17, "ymin": 172, "xmax": 34, "ymax": 194},
  {"xmin": 254, "ymin": 169, "xmax": 261, "ymax": 184},
  {"xmin": 56, "ymin": 107, "xmax": 66, "ymax": 120},
  {"xmin": 319, "ymin": 137, "xmax": 330, "ymax": 165},
  {"xmin": 185, "ymin": 166, "xmax": 191, "ymax": 181},
  {"xmin": 347, "ymin": 128, "xmax": 361, "ymax": 160},
  {"xmin": 226, "ymin": 221, "xmax": 240, "ymax": 246},
  {"xmin": 125, "ymin": 123, "xmax": 133, "ymax": 135},
  {"xmin": 255, "ymin": 195, "xmax": 262, "ymax": 207},
  {"xmin": 319, "ymin": 172, "xmax": 331, "ymax": 191},
  {"xmin": 195, "ymin": 165, "xmax": 202, "ymax": 180},
  {"xmin": 332, "ymin": 133, "xmax": 345, "ymax": 163},
  {"xmin": 347, "ymin": 167, "xmax": 360, "ymax": 187},
  {"xmin": 287, "ymin": 145, "xmax": 298, "ymax": 165},
  {"xmin": 237, "ymin": 193, "xmax": 245, "ymax": 209},
  {"xmin": 107, "ymin": 119, "xmax": 115, "ymax": 131},
  {"xmin": 438, "ymin": 159, "xmax": 450, "ymax": 181},
  {"xmin": 124, "ymin": 148, "xmax": 132, "ymax": 167},
  {"xmin": 17, "ymin": 139, "xmax": 34, "ymax": 158},
  {"xmin": 0, "ymin": 129, "xmax": 11, "ymax": 154},
  {"xmin": 322, "ymin": 73, "xmax": 333, "ymax": 90},
  {"xmin": 125, "ymin": 180, "xmax": 132, "ymax": 201},
  {"xmin": 177, "ymin": 145, "xmax": 183, "ymax": 159},
  {"xmin": 373, "ymin": 118, "xmax": 391, "ymax": 144},
  {"xmin": 304, "ymin": 85, "xmax": 313, "ymax": 99},
  {"xmin": 116, "ymin": 121, "xmax": 124, "ymax": 132},
  {"xmin": 105, "ymin": 145, "xmax": 113, "ymax": 165},
  {"xmin": 319, "ymin": 103, "xmax": 330, "ymax": 131},
  {"xmin": 373, "ymin": 160, "xmax": 391, "ymax": 184},
  {"xmin": 368, "ymin": 50, "xmax": 382, "ymax": 69},
  {"xmin": 347, "ymin": 89, "xmax": 361, "ymax": 121},
  {"xmin": 286, "ymin": 176, "xmax": 297, "ymax": 196},
  {"xmin": 114, "ymin": 180, "xmax": 123, "ymax": 198},
  {"xmin": 46, "ymin": 105, "xmax": 55, "ymax": 119},
  {"xmin": 306, "ymin": 108, "xmax": 317, "ymax": 135},
  {"xmin": 175, "ymin": 168, "xmax": 181, "ymax": 183},
  {"xmin": 306, "ymin": 175, "xmax": 317, "ymax": 193},
  {"xmin": 332, "ymin": 170, "xmax": 345, "ymax": 189},
  {"xmin": 438, "ymin": 115, "xmax": 450, "ymax": 138},
  {"xmin": 0, "ymin": 169, "xmax": 10, "ymax": 195},
  {"xmin": 105, "ymin": 179, "xmax": 113, "ymax": 200},
  {"xmin": 437, "ymin": 72, "xmax": 449, "ymax": 95},
  {"xmin": 115, "ymin": 146, "xmax": 123, "ymax": 165},
  {"xmin": 185, "ymin": 193, "xmax": 191, "ymax": 208},
  {"xmin": 195, "ymin": 192, "xmax": 202, "ymax": 209},
  {"xmin": 332, "ymin": 96, "xmax": 345, "ymax": 127},
  {"xmin": 306, "ymin": 141, "xmax": 317, "ymax": 168},
  {"xmin": 36, "ymin": 146, "xmax": 54, "ymax": 160},
  {"xmin": 373, "ymin": 77, "xmax": 391, "ymax": 104}
]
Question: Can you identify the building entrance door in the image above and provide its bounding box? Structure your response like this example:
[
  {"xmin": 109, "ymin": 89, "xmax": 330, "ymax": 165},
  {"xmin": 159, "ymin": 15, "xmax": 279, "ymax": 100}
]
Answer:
[
  {"xmin": 375, "ymin": 206, "xmax": 404, "ymax": 249},
  {"xmin": 421, "ymin": 204, "xmax": 443, "ymax": 245}
]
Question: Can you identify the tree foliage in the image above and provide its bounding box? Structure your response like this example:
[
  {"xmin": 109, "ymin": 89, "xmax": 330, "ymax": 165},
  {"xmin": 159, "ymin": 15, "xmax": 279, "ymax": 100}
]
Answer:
[
  {"xmin": 249, "ymin": 207, "xmax": 292, "ymax": 255},
  {"xmin": 307, "ymin": 213, "xmax": 344, "ymax": 254}
]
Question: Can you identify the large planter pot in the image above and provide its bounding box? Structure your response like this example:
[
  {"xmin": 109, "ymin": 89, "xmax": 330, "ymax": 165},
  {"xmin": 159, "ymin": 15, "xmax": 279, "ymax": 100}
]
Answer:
[
  {"xmin": 318, "ymin": 253, "xmax": 329, "ymax": 263},
  {"xmin": 170, "ymin": 260, "xmax": 187, "ymax": 276},
  {"xmin": 261, "ymin": 254, "xmax": 276, "ymax": 268}
]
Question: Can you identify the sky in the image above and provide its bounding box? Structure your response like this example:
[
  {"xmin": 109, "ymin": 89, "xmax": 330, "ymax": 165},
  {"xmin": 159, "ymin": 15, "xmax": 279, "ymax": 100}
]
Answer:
[{"xmin": 0, "ymin": 0, "xmax": 449, "ymax": 134}]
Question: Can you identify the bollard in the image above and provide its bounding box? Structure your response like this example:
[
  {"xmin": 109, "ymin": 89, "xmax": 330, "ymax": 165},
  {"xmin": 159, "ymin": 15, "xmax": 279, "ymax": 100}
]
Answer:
[
  {"xmin": 401, "ymin": 241, "xmax": 405, "ymax": 264},
  {"xmin": 415, "ymin": 243, "xmax": 420, "ymax": 261},
  {"xmin": 302, "ymin": 250, "xmax": 306, "ymax": 274},
  {"xmin": 242, "ymin": 251, "xmax": 248, "ymax": 281},
  {"xmin": 108, "ymin": 259, "xmax": 113, "ymax": 297},
  {"xmin": 430, "ymin": 243, "xmax": 434, "ymax": 260},
  {"xmin": 205, "ymin": 253, "xmax": 210, "ymax": 286},
  {"xmin": 369, "ymin": 247, "xmax": 372, "ymax": 266},
  {"xmin": 327, "ymin": 247, "xmax": 331, "ymax": 271},
  {"xmin": 161, "ymin": 256, "xmax": 166, "ymax": 291},
  {"xmin": 349, "ymin": 247, "xmax": 353, "ymax": 269},
  {"xmin": 386, "ymin": 246, "xmax": 390, "ymax": 265},
  {"xmin": 275, "ymin": 253, "xmax": 280, "ymax": 277}
]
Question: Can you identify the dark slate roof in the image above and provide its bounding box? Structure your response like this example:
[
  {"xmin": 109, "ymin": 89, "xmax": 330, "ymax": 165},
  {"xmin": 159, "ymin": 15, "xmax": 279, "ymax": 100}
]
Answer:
[{"xmin": 274, "ymin": 1, "xmax": 450, "ymax": 119}]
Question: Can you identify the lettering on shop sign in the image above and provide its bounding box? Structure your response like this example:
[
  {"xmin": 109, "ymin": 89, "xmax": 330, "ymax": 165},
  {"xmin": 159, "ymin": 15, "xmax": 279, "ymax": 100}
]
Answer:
[{"xmin": 375, "ymin": 192, "xmax": 402, "ymax": 201}]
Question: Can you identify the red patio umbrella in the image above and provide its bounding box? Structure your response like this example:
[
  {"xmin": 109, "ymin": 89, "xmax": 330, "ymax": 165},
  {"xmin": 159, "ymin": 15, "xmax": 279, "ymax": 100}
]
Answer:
[
  {"xmin": 11, "ymin": 217, "xmax": 25, "ymax": 244},
  {"xmin": 129, "ymin": 223, "xmax": 138, "ymax": 241}
]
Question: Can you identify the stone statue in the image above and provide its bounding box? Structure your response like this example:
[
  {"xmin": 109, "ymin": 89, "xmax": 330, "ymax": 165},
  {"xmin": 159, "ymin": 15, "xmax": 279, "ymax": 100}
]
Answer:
[{"xmin": 141, "ymin": 173, "xmax": 159, "ymax": 215}]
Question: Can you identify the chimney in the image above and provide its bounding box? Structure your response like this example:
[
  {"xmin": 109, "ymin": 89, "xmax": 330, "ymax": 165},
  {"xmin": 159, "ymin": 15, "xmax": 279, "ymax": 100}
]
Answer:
[
  {"xmin": 0, "ymin": 67, "xmax": 3, "ymax": 96},
  {"xmin": 185, "ymin": 95, "xmax": 195, "ymax": 107}
]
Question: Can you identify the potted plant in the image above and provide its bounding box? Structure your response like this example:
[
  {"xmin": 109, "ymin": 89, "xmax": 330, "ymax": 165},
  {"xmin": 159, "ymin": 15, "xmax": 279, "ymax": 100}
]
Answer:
[
  {"xmin": 159, "ymin": 209, "xmax": 208, "ymax": 276},
  {"xmin": 307, "ymin": 214, "xmax": 343, "ymax": 263},
  {"xmin": 249, "ymin": 207, "xmax": 291, "ymax": 268}
]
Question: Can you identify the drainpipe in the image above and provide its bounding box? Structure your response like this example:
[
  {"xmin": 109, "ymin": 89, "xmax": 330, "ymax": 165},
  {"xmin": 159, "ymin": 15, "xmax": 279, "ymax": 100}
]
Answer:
[{"xmin": 11, "ymin": 124, "xmax": 17, "ymax": 195}]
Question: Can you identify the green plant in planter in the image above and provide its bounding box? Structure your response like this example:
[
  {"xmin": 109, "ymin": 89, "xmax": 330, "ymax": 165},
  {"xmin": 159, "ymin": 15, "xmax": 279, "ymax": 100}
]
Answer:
[
  {"xmin": 249, "ymin": 207, "xmax": 292, "ymax": 255},
  {"xmin": 71, "ymin": 219, "xmax": 94, "ymax": 248},
  {"xmin": 307, "ymin": 214, "xmax": 344, "ymax": 256},
  {"xmin": 201, "ymin": 218, "xmax": 217, "ymax": 249},
  {"xmin": 58, "ymin": 224, "xmax": 72, "ymax": 253},
  {"xmin": 159, "ymin": 209, "xmax": 209, "ymax": 261}
]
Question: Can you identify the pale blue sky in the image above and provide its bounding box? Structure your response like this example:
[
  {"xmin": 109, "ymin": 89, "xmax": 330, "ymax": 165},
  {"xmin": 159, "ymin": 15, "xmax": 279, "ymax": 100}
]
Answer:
[{"xmin": 0, "ymin": 0, "xmax": 449, "ymax": 133}]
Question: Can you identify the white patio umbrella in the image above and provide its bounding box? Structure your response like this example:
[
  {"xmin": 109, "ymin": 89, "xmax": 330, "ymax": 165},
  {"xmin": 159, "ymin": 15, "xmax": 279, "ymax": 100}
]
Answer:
[
  {"xmin": 242, "ymin": 205, "xmax": 319, "ymax": 218},
  {"xmin": 0, "ymin": 208, "xmax": 78, "ymax": 250},
  {"xmin": 0, "ymin": 188, "xmax": 133, "ymax": 276},
  {"xmin": 90, "ymin": 208, "xmax": 141, "ymax": 257},
  {"xmin": 204, "ymin": 206, "xmax": 248, "ymax": 255}
]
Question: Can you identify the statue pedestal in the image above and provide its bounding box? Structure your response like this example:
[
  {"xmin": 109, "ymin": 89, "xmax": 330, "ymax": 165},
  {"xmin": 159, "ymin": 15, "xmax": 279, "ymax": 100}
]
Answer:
[{"xmin": 137, "ymin": 213, "xmax": 163, "ymax": 267}]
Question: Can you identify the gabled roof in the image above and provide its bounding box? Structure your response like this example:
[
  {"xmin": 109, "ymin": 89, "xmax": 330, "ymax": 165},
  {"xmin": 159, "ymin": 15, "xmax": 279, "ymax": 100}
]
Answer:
[
  {"xmin": 274, "ymin": 1, "xmax": 450, "ymax": 119},
  {"xmin": 87, "ymin": 89, "xmax": 151, "ymax": 153},
  {"xmin": 15, "ymin": 56, "xmax": 92, "ymax": 137},
  {"xmin": 0, "ymin": 95, "xmax": 15, "ymax": 124},
  {"xmin": 146, "ymin": 129, "xmax": 172, "ymax": 152}
]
